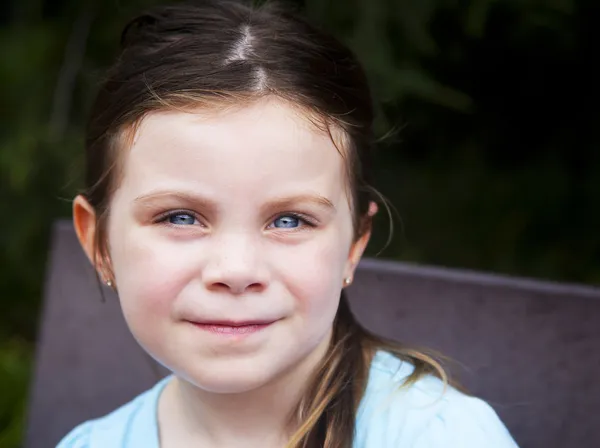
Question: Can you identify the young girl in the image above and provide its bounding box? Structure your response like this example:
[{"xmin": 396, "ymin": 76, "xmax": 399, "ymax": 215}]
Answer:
[{"xmin": 58, "ymin": 1, "xmax": 519, "ymax": 446}]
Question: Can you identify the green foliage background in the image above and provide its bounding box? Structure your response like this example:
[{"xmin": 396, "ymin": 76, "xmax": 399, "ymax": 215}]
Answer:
[{"xmin": 0, "ymin": 0, "xmax": 598, "ymax": 446}]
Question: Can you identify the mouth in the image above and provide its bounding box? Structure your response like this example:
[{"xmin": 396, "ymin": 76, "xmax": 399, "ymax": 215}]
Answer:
[{"xmin": 187, "ymin": 319, "xmax": 277, "ymax": 335}]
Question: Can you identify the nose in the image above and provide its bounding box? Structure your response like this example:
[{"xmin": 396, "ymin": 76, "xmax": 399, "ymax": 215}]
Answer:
[{"xmin": 201, "ymin": 232, "xmax": 269, "ymax": 295}]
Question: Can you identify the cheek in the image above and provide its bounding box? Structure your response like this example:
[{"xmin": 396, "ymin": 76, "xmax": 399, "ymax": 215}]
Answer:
[
  {"xmin": 108, "ymin": 223, "xmax": 198, "ymax": 321},
  {"xmin": 279, "ymin": 230, "xmax": 351, "ymax": 319}
]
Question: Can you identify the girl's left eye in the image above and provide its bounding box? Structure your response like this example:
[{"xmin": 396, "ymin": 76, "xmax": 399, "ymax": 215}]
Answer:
[{"xmin": 269, "ymin": 214, "xmax": 312, "ymax": 230}]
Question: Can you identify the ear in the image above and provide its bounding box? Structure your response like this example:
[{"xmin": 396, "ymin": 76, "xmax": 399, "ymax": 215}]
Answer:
[
  {"xmin": 344, "ymin": 201, "xmax": 378, "ymax": 285},
  {"xmin": 73, "ymin": 195, "xmax": 100, "ymax": 268}
]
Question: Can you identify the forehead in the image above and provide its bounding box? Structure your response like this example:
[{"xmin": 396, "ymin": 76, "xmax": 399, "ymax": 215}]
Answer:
[{"xmin": 117, "ymin": 98, "xmax": 351, "ymax": 204}]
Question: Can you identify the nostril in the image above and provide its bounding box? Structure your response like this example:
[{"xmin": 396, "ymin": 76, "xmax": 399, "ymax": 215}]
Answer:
[
  {"xmin": 247, "ymin": 282, "xmax": 264, "ymax": 292},
  {"xmin": 209, "ymin": 282, "xmax": 229, "ymax": 291}
]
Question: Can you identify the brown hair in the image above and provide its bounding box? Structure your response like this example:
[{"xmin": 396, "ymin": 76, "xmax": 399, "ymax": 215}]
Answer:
[{"xmin": 82, "ymin": 1, "xmax": 449, "ymax": 446}]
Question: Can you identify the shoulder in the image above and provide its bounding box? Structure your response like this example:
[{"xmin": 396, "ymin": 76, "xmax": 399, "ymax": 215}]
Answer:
[
  {"xmin": 355, "ymin": 351, "xmax": 519, "ymax": 447},
  {"xmin": 55, "ymin": 376, "xmax": 170, "ymax": 448},
  {"xmin": 55, "ymin": 420, "xmax": 94, "ymax": 448}
]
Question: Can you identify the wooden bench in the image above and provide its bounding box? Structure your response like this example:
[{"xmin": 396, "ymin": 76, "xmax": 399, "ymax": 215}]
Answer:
[{"xmin": 25, "ymin": 220, "xmax": 600, "ymax": 447}]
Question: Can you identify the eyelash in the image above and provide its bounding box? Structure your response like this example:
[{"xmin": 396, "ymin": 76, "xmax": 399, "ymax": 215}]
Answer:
[{"xmin": 154, "ymin": 210, "xmax": 317, "ymax": 231}]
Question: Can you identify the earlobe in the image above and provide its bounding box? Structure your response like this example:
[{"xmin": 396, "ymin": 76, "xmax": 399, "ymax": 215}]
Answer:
[
  {"xmin": 72, "ymin": 195, "xmax": 98, "ymax": 267},
  {"xmin": 343, "ymin": 234, "xmax": 369, "ymax": 288}
]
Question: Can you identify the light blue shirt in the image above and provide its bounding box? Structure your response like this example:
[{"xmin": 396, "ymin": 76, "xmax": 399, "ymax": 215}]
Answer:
[{"xmin": 57, "ymin": 351, "xmax": 519, "ymax": 447}]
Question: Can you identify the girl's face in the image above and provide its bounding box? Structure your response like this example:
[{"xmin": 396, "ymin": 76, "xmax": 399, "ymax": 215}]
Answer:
[{"xmin": 76, "ymin": 98, "xmax": 371, "ymax": 394}]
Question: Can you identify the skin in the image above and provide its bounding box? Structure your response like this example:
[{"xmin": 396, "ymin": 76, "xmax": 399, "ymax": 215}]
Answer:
[{"xmin": 73, "ymin": 97, "xmax": 375, "ymax": 447}]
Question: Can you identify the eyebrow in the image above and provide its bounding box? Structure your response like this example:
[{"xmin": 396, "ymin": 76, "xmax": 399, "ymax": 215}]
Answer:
[
  {"xmin": 133, "ymin": 191, "xmax": 217, "ymax": 211},
  {"xmin": 262, "ymin": 194, "xmax": 335, "ymax": 212},
  {"xmin": 133, "ymin": 191, "xmax": 336, "ymax": 212}
]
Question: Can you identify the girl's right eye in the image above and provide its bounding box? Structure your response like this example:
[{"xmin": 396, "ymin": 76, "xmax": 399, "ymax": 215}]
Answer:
[{"xmin": 157, "ymin": 212, "xmax": 199, "ymax": 226}]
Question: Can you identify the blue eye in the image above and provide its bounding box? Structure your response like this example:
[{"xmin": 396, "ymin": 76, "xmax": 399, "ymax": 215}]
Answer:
[
  {"xmin": 273, "ymin": 215, "xmax": 300, "ymax": 229},
  {"xmin": 168, "ymin": 213, "xmax": 197, "ymax": 225}
]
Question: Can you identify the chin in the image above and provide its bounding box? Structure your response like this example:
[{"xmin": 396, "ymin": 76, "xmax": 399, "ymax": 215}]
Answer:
[{"xmin": 179, "ymin": 358, "xmax": 280, "ymax": 394}]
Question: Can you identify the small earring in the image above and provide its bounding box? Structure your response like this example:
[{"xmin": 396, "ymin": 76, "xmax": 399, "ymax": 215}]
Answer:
[
  {"xmin": 344, "ymin": 277, "xmax": 352, "ymax": 286},
  {"xmin": 106, "ymin": 279, "xmax": 112, "ymax": 288}
]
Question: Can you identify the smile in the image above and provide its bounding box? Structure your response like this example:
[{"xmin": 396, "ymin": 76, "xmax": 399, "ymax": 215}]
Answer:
[{"xmin": 188, "ymin": 320, "xmax": 276, "ymax": 336}]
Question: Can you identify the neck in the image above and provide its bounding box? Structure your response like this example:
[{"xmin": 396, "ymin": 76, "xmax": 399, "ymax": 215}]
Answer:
[{"xmin": 158, "ymin": 335, "xmax": 331, "ymax": 447}]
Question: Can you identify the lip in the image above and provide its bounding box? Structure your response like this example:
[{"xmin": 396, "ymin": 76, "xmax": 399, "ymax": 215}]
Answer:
[{"xmin": 187, "ymin": 319, "xmax": 277, "ymax": 336}]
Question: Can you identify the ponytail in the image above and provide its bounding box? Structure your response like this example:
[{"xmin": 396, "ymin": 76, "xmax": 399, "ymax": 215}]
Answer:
[
  {"xmin": 286, "ymin": 291, "xmax": 367, "ymax": 447},
  {"xmin": 287, "ymin": 292, "xmax": 451, "ymax": 447}
]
